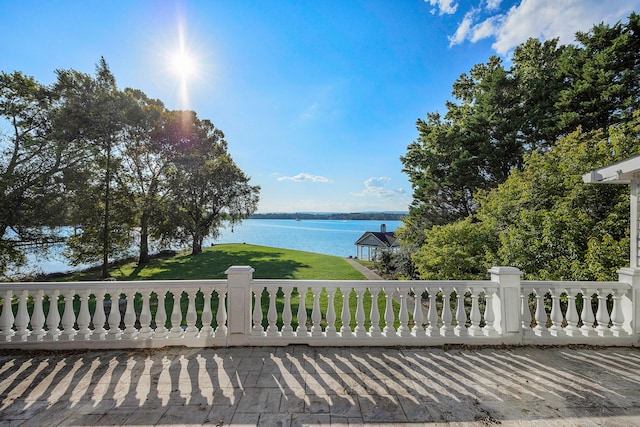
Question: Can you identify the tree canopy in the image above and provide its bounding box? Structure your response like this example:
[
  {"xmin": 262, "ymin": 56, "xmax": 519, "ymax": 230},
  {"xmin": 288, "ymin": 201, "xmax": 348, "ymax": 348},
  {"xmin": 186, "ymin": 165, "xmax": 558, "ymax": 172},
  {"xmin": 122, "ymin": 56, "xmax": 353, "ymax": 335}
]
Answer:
[
  {"xmin": 401, "ymin": 12, "xmax": 640, "ymax": 280},
  {"xmin": 0, "ymin": 59, "xmax": 260, "ymax": 279}
]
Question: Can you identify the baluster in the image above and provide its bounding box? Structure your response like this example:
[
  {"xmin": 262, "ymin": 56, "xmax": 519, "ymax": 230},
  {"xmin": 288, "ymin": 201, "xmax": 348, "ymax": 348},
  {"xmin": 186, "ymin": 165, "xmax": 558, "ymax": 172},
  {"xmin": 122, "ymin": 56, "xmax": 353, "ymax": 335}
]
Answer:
[
  {"xmin": 426, "ymin": 288, "xmax": 439, "ymax": 337},
  {"xmin": 412, "ymin": 286, "xmax": 426, "ymax": 337},
  {"xmin": 580, "ymin": 291, "xmax": 596, "ymax": 336},
  {"xmin": 533, "ymin": 289, "xmax": 548, "ymax": 335},
  {"xmin": 200, "ymin": 288, "xmax": 213, "ymax": 337},
  {"xmin": 29, "ymin": 290, "xmax": 46, "ymax": 342},
  {"xmin": 266, "ymin": 285, "xmax": 279, "ymax": 336},
  {"xmin": 454, "ymin": 289, "xmax": 467, "ymax": 337},
  {"xmin": 0, "ymin": 290, "xmax": 15, "ymax": 341},
  {"xmin": 92, "ymin": 288, "xmax": 107, "ymax": 340},
  {"xmin": 169, "ymin": 290, "xmax": 184, "ymax": 338},
  {"xmin": 184, "ymin": 289, "xmax": 198, "ymax": 337},
  {"xmin": 483, "ymin": 289, "xmax": 498, "ymax": 337},
  {"xmin": 252, "ymin": 286, "xmax": 265, "ymax": 335},
  {"xmin": 521, "ymin": 291, "xmax": 532, "ymax": 332},
  {"xmin": 549, "ymin": 290, "xmax": 564, "ymax": 336},
  {"xmin": 45, "ymin": 290, "xmax": 60, "ymax": 341},
  {"xmin": 296, "ymin": 286, "xmax": 308, "ymax": 337},
  {"xmin": 609, "ymin": 289, "xmax": 627, "ymax": 337},
  {"xmin": 107, "ymin": 290, "xmax": 122, "ymax": 340},
  {"xmin": 60, "ymin": 290, "xmax": 77, "ymax": 341},
  {"xmin": 14, "ymin": 290, "xmax": 31, "ymax": 341},
  {"xmin": 397, "ymin": 290, "xmax": 411, "ymax": 337},
  {"xmin": 340, "ymin": 288, "xmax": 353, "ymax": 337},
  {"xmin": 468, "ymin": 288, "xmax": 482, "ymax": 336},
  {"xmin": 311, "ymin": 286, "xmax": 323, "ymax": 337},
  {"xmin": 216, "ymin": 288, "xmax": 228, "ymax": 336},
  {"xmin": 440, "ymin": 289, "xmax": 453, "ymax": 336},
  {"xmin": 355, "ymin": 288, "xmax": 367, "ymax": 337},
  {"xmin": 281, "ymin": 285, "xmax": 294, "ymax": 336},
  {"xmin": 76, "ymin": 289, "xmax": 92, "ymax": 340},
  {"xmin": 564, "ymin": 288, "xmax": 580, "ymax": 336},
  {"xmin": 122, "ymin": 290, "xmax": 138, "ymax": 340},
  {"xmin": 595, "ymin": 290, "xmax": 611, "ymax": 336},
  {"xmin": 383, "ymin": 286, "xmax": 395, "ymax": 336},
  {"xmin": 155, "ymin": 290, "xmax": 169, "ymax": 338},
  {"xmin": 369, "ymin": 286, "xmax": 382, "ymax": 337},
  {"xmin": 138, "ymin": 289, "xmax": 154, "ymax": 339},
  {"xmin": 325, "ymin": 287, "xmax": 337, "ymax": 337}
]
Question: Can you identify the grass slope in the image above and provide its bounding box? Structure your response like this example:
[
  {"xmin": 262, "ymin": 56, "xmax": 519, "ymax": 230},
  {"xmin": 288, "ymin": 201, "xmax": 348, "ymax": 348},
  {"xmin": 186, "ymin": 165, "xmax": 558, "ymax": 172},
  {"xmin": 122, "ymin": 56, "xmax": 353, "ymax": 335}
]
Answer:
[{"xmin": 65, "ymin": 243, "xmax": 365, "ymax": 281}]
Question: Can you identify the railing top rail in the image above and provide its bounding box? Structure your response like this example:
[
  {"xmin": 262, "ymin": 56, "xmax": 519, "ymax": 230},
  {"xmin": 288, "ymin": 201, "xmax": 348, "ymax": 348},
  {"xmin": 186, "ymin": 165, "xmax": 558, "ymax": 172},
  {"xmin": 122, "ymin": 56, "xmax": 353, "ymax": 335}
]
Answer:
[
  {"xmin": 0, "ymin": 279, "xmax": 227, "ymax": 292},
  {"xmin": 253, "ymin": 278, "xmax": 496, "ymax": 288},
  {"xmin": 523, "ymin": 280, "xmax": 628, "ymax": 290}
]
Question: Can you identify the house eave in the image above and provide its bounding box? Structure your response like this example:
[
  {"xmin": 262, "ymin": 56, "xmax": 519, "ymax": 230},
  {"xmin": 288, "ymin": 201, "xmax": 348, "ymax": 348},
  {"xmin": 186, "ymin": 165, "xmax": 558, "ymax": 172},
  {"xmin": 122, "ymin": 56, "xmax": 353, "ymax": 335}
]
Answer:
[{"xmin": 583, "ymin": 155, "xmax": 640, "ymax": 184}]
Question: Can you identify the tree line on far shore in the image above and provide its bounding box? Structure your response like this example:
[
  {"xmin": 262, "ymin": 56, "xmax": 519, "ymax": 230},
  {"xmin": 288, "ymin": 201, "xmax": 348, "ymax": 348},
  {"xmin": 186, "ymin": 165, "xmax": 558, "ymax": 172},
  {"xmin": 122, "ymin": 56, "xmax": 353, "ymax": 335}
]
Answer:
[
  {"xmin": 392, "ymin": 13, "xmax": 640, "ymax": 281},
  {"xmin": 250, "ymin": 212, "xmax": 406, "ymax": 221},
  {"xmin": 0, "ymin": 58, "xmax": 259, "ymax": 279}
]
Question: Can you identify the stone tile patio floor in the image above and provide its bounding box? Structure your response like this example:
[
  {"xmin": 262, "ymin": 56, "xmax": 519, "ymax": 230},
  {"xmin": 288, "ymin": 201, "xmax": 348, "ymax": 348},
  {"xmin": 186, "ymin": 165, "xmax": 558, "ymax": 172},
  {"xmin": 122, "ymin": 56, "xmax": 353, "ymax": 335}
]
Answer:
[{"xmin": 0, "ymin": 345, "xmax": 639, "ymax": 426}]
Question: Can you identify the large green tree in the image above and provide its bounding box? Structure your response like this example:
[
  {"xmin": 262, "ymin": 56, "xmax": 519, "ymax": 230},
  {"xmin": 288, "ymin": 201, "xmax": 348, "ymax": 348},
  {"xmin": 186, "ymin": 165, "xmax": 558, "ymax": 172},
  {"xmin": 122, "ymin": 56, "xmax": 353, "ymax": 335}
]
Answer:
[
  {"xmin": 409, "ymin": 117, "xmax": 638, "ymax": 281},
  {"xmin": 55, "ymin": 59, "xmax": 136, "ymax": 278},
  {"xmin": 557, "ymin": 13, "xmax": 640, "ymax": 133},
  {"xmin": 117, "ymin": 88, "xmax": 168, "ymax": 265},
  {"xmin": 0, "ymin": 71, "xmax": 80, "ymax": 276},
  {"xmin": 156, "ymin": 111, "xmax": 260, "ymax": 255},
  {"xmin": 400, "ymin": 56, "xmax": 522, "ymax": 245},
  {"xmin": 401, "ymin": 13, "xmax": 640, "ymax": 279},
  {"xmin": 478, "ymin": 117, "xmax": 639, "ymax": 280},
  {"xmin": 511, "ymin": 38, "xmax": 567, "ymax": 151}
]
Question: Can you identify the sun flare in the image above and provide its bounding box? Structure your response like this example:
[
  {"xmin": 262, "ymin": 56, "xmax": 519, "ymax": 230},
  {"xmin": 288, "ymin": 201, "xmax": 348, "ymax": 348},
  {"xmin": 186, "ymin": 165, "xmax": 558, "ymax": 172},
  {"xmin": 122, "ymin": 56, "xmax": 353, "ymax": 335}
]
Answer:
[
  {"xmin": 169, "ymin": 50, "xmax": 198, "ymax": 80},
  {"xmin": 161, "ymin": 20, "xmax": 210, "ymax": 109}
]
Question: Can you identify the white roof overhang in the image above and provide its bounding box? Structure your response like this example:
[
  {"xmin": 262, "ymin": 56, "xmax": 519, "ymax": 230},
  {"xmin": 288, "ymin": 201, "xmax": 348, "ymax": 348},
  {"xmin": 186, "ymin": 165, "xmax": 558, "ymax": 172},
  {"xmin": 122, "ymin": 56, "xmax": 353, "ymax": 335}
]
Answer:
[{"xmin": 583, "ymin": 155, "xmax": 640, "ymax": 184}]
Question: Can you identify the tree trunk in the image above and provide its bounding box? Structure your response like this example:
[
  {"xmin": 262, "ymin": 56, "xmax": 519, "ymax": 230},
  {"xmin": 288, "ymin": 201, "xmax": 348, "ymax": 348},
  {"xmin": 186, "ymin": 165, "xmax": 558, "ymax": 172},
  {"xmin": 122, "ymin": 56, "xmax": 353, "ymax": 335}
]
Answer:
[
  {"xmin": 138, "ymin": 213, "xmax": 150, "ymax": 265},
  {"xmin": 101, "ymin": 145, "xmax": 111, "ymax": 279},
  {"xmin": 191, "ymin": 234, "xmax": 203, "ymax": 255}
]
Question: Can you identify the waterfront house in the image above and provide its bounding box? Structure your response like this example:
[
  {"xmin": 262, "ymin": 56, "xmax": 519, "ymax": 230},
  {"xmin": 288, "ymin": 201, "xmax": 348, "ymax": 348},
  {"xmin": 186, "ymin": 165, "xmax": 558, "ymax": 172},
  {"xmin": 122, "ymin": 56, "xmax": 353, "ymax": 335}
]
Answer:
[{"xmin": 354, "ymin": 223, "xmax": 399, "ymax": 260}]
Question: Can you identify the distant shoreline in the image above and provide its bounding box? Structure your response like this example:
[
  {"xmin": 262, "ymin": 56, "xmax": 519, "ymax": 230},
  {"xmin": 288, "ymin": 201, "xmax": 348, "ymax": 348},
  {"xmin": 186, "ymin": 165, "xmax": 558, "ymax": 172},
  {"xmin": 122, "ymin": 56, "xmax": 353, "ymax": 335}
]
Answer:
[{"xmin": 249, "ymin": 212, "xmax": 407, "ymax": 221}]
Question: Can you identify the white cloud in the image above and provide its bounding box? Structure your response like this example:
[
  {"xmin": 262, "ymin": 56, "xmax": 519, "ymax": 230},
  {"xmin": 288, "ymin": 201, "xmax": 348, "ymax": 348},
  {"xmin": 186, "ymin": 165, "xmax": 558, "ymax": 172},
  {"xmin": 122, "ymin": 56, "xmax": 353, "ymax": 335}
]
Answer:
[
  {"xmin": 449, "ymin": 0, "xmax": 639, "ymax": 55},
  {"xmin": 352, "ymin": 177, "xmax": 408, "ymax": 199},
  {"xmin": 426, "ymin": 0, "xmax": 458, "ymax": 15},
  {"xmin": 470, "ymin": 15, "xmax": 500, "ymax": 42},
  {"xmin": 277, "ymin": 172, "xmax": 332, "ymax": 183},
  {"xmin": 448, "ymin": 12, "xmax": 475, "ymax": 46},
  {"xmin": 485, "ymin": 0, "xmax": 502, "ymax": 11}
]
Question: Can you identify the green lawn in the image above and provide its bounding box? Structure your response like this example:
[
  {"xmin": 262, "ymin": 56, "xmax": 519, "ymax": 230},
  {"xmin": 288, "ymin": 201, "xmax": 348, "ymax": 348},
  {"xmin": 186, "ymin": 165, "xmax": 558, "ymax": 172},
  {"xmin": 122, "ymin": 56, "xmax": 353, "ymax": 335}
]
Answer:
[{"xmin": 63, "ymin": 243, "xmax": 366, "ymax": 281}]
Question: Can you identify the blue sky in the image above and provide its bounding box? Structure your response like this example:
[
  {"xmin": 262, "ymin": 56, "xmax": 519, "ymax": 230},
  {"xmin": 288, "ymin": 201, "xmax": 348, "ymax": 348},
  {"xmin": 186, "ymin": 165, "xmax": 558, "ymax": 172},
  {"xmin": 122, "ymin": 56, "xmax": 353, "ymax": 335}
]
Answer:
[{"xmin": 2, "ymin": 0, "xmax": 638, "ymax": 213}]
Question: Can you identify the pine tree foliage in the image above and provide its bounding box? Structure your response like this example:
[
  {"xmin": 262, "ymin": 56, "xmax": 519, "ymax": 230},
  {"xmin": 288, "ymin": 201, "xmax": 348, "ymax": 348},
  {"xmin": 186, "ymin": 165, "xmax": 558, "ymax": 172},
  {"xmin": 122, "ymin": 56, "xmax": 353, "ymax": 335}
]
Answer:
[
  {"xmin": 402, "ymin": 13, "xmax": 640, "ymax": 280},
  {"xmin": 0, "ymin": 59, "xmax": 260, "ymax": 278}
]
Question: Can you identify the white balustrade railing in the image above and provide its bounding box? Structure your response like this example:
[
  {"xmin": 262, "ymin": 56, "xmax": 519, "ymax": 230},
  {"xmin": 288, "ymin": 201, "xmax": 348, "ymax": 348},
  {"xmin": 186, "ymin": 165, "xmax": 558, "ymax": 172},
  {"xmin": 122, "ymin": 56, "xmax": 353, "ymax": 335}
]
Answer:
[
  {"xmin": 246, "ymin": 279, "xmax": 500, "ymax": 345},
  {"xmin": 0, "ymin": 280, "xmax": 228, "ymax": 349},
  {"xmin": 520, "ymin": 280, "xmax": 631, "ymax": 344},
  {"xmin": 0, "ymin": 266, "xmax": 639, "ymax": 349}
]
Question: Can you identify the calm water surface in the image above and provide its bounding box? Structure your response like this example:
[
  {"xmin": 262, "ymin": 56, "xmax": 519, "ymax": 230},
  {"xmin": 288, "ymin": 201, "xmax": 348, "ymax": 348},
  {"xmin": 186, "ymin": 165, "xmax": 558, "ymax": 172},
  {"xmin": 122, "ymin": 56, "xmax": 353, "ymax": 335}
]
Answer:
[
  {"xmin": 208, "ymin": 219, "xmax": 402, "ymax": 257},
  {"xmin": 18, "ymin": 219, "xmax": 402, "ymax": 276}
]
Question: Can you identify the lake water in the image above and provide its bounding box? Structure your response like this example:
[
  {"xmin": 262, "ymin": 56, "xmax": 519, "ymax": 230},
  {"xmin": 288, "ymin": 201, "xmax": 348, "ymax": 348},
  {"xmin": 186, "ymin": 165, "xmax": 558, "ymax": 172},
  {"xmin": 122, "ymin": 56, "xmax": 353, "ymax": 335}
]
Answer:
[
  {"xmin": 207, "ymin": 219, "xmax": 402, "ymax": 257},
  {"xmin": 16, "ymin": 219, "xmax": 403, "ymax": 276}
]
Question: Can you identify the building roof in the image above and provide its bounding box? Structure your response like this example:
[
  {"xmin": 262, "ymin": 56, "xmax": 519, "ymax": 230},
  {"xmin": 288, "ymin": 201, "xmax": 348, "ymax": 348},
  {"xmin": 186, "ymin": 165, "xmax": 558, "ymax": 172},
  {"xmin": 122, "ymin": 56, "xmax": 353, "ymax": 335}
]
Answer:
[
  {"xmin": 583, "ymin": 154, "xmax": 640, "ymax": 184},
  {"xmin": 355, "ymin": 231, "xmax": 399, "ymax": 248}
]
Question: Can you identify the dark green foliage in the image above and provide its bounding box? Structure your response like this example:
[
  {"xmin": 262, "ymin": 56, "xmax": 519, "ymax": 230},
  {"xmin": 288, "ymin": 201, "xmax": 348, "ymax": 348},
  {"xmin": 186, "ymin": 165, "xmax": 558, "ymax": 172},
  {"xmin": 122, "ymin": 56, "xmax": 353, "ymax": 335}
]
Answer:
[
  {"xmin": 1, "ymin": 59, "xmax": 260, "ymax": 279},
  {"xmin": 478, "ymin": 119, "xmax": 638, "ymax": 280},
  {"xmin": 153, "ymin": 111, "xmax": 260, "ymax": 256},
  {"xmin": 0, "ymin": 71, "xmax": 82, "ymax": 276},
  {"xmin": 403, "ymin": 13, "xmax": 640, "ymax": 280}
]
